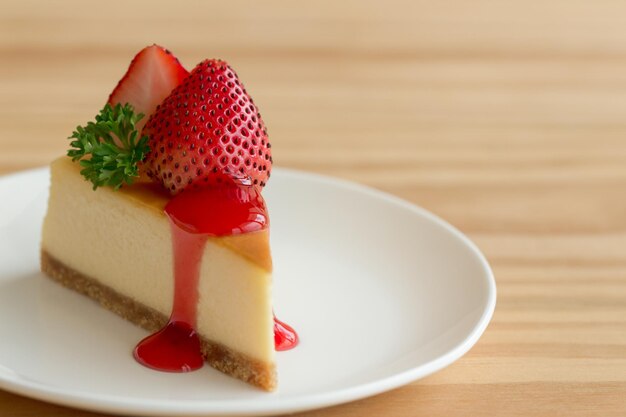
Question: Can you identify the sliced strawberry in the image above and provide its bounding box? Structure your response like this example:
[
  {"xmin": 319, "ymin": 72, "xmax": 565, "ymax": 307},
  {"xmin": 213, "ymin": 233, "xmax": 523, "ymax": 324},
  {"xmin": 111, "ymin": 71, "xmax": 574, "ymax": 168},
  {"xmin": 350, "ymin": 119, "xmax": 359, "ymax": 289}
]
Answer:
[
  {"xmin": 108, "ymin": 44, "xmax": 189, "ymax": 132},
  {"xmin": 143, "ymin": 59, "xmax": 272, "ymax": 194}
]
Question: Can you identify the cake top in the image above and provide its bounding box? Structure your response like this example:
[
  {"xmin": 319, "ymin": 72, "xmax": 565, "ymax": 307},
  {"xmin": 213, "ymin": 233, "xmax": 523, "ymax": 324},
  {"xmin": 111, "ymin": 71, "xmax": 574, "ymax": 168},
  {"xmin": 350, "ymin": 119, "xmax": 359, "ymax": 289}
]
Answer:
[
  {"xmin": 67, "ymin": 45, "xmax": 273, "ymax": 196},
  {"xmin": 51, "ymin": 156, "xmax": 273, "ymax": 272}
]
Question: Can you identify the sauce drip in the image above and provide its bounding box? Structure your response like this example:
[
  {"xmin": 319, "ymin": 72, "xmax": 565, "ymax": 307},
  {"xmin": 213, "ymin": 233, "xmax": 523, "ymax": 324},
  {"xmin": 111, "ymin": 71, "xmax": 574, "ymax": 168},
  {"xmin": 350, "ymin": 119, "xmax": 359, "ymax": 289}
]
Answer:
[
  {"xmin": 274, "ymin": 314, "xmax": 299, "ymax": 351},
  {"xmin": 133, "ymin": 222, "xmax": 206, "ymax": 371},
  {"xmin": 134, "ymin": 181, "xmax": 298, "ymax": 372}
]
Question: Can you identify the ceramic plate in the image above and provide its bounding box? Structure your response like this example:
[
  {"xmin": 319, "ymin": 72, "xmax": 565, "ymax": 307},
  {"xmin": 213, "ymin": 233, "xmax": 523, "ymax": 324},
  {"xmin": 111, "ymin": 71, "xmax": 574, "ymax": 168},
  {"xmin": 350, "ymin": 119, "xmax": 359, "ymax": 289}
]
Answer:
[{"xmin": 0, "ymin": 166, "xmax": 495, "ymax": 416}]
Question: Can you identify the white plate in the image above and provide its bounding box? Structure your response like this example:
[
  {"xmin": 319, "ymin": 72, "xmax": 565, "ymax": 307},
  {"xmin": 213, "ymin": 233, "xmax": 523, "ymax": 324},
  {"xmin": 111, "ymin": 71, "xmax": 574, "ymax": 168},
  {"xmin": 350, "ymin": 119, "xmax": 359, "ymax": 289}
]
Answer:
[{"xmin": 0, "ymin": 166, "xmax": 495, "ymax": 416}]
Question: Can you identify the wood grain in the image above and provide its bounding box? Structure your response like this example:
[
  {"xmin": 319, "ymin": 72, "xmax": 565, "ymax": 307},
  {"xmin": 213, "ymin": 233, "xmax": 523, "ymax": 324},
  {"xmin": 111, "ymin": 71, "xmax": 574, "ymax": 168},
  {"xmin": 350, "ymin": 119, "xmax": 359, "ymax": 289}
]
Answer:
[{"xmin": 1, "ymin": 0, "xmax": 626, "ymax": 416}]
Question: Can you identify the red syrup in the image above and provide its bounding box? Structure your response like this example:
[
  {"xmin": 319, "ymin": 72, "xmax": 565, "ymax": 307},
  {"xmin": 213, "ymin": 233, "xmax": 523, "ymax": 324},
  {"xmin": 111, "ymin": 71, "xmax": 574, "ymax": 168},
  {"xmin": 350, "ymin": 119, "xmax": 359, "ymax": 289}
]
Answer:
[
  {"xmin": 133, "ymin": 181, "xmax": 299, "ymax": 372},
  {"xmin": 133, "ymin": 222, "xmax": 206, "ymax": 372},
  {"xmin": 274, "ymin": 315, "xmax": 299, "ymax": 351}
]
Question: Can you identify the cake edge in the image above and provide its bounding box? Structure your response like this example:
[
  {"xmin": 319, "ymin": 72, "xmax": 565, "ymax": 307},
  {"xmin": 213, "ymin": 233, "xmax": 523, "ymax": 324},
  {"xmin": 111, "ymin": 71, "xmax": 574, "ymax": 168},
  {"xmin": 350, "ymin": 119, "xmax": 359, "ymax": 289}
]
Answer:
[{"xmin": 40, "ymin": 249, "xmax": 277, "ymax": 391}]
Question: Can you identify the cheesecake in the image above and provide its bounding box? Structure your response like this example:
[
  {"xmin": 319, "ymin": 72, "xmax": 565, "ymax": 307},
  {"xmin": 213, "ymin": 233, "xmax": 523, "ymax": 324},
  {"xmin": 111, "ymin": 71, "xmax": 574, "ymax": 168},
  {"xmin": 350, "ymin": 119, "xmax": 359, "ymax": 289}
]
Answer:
[
  {"xmin": 42, "ymin": 157, "xmax": 276, "ymax": 389},
  {"xmin": 39, "ymin": 45, "xmax": 297, "ymax": 391}
]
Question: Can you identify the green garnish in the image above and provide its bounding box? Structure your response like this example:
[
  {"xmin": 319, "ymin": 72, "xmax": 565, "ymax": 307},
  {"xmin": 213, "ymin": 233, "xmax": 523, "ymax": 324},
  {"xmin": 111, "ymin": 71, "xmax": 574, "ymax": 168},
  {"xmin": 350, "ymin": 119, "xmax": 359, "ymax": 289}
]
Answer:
[{"xmin": 68, "ymin": 103, "xmax": 150, "ymax": 190}]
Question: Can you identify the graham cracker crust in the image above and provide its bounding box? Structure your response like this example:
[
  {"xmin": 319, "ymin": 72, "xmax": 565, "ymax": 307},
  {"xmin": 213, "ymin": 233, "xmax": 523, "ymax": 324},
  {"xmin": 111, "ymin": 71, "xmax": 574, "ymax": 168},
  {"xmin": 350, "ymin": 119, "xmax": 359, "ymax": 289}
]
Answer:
[{"xmin": 40, "ymin": 250, "xmax": 276, "ymax": 391}]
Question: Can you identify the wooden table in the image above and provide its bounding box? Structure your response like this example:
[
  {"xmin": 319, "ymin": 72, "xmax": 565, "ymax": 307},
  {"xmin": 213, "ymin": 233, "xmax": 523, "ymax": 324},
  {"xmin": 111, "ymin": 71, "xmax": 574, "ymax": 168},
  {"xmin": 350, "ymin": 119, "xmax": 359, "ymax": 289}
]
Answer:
[{"xmin": 1, "ymin": 1, "xmax": 626, "ymax": 415}]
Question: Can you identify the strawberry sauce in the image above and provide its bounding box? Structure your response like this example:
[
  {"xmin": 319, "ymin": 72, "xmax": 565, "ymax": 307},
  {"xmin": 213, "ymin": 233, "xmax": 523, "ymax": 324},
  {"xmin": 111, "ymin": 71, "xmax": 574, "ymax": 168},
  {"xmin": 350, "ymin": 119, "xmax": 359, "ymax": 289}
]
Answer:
[
  {"xmin": 133, "ymin": 222, "xmax": 206, "ymax": 372},
  {"xmin": 134, "ymin": 181, "xmax": 298, "ymax": 372},
  {"xmin": 274, "ymin": 315, "xmax": 299, "ymax": 351}
]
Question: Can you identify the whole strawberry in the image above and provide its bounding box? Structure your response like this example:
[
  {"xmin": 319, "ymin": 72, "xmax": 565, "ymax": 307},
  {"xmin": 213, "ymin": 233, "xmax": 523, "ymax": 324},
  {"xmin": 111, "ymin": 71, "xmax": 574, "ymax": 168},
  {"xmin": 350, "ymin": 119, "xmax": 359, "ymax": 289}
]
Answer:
[{"xmin": 143, "ymin": 59, "xmax": 272, "ymax": 194}]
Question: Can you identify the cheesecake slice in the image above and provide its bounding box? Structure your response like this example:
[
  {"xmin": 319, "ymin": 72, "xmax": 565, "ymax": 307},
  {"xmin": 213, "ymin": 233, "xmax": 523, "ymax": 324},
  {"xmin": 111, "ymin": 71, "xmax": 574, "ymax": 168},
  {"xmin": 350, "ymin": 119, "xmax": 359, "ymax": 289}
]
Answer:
[
  {"xmin": 40, "ymin": 48, "xmax": 297, "ymax": 389},
  {"xmin": 41, "ymin": 157, "xmax": 276, "ymax": 390}
]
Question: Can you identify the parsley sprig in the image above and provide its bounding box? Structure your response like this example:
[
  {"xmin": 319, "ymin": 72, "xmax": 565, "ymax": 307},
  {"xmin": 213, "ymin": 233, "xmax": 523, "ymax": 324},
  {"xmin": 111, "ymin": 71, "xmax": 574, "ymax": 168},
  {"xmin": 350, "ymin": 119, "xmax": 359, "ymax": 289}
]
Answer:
[{"xmin": 68, "ymin": 103, "xmax": 150, "ymax": 190}]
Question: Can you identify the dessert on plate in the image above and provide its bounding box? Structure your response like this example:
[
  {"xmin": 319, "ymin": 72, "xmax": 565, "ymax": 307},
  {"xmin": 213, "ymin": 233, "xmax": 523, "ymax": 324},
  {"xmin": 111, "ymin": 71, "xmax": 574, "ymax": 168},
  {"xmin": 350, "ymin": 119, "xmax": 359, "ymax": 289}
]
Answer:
[{"xmin": 40, "ymin": 45, "xmax": 297, "ymax": 391}]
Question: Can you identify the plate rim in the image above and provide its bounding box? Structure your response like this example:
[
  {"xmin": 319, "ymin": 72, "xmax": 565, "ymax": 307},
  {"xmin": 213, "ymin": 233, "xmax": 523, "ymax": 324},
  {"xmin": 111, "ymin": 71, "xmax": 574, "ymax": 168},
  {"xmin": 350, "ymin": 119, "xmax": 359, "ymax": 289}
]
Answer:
[{"xmin": 0, "ymin": 165, "xmax": 496, "ymax": 416}]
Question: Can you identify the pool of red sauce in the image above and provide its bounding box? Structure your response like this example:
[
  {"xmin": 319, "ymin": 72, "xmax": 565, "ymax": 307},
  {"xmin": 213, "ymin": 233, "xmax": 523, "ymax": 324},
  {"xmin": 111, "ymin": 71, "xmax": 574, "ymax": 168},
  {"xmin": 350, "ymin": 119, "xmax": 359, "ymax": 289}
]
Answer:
[{"xmin": 134, "ymin": 182, "xmax": 298, "ymax": 372}]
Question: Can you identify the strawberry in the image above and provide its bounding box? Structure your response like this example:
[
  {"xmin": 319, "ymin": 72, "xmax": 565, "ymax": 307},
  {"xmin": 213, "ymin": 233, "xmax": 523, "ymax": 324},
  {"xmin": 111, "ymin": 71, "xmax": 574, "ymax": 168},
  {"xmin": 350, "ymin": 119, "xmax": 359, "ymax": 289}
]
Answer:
[
  {"xmin": 143, "ymin": 59, "xmax": 273, "ymax": 194},
  {"xmin": 108, "ymin": 44, "xmax": 189, "ymax": 132}
]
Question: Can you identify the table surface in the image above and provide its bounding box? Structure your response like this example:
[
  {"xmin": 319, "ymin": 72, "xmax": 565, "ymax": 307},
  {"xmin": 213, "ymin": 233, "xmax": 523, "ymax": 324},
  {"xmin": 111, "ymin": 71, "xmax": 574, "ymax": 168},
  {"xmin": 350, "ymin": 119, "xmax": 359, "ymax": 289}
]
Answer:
[{"xmin": 1, "ymin": 1, "xmax": 626, "ymax": 416}]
